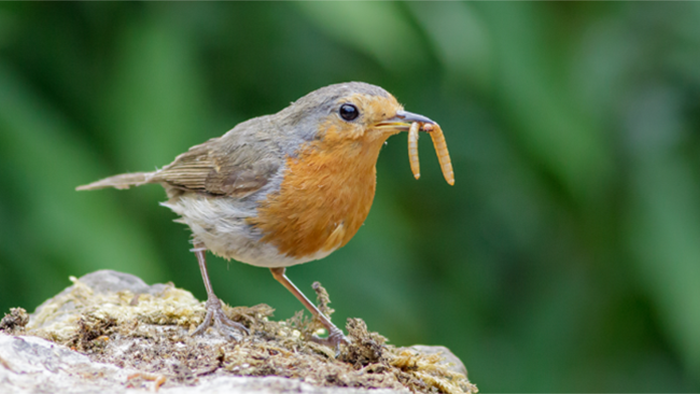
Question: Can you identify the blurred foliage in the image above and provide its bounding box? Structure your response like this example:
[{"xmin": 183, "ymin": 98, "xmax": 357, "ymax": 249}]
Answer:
[{"xmin": 1, "ymin": 2, "xmax": 699, "ymax": 392}]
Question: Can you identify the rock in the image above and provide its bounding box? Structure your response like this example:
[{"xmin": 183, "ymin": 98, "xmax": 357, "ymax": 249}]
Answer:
[
  {"xmin": 0, "ymin": 333, "xmax": 129, "ymax": 393},
  {"xmin": 0, "ymin": 270, "xmax": 477, "ymax": 394},
  {"xmin": 407, "ymin": 345, "xmax": 468, "ymax": 376},
  {"xmin": 0, "ymin": 333, "xmax": 413, "ymax": 394}
]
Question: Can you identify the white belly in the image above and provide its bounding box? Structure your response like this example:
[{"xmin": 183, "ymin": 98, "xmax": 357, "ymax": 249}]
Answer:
[{"xmin": 161, "ymin": 194, "xmax": 336, "ymax": 268}]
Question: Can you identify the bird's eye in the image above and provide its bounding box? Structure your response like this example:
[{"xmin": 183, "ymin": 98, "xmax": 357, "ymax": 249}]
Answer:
[{"xmin": 339, "ymin": 103, "xmax": 359, "ymax": 121}]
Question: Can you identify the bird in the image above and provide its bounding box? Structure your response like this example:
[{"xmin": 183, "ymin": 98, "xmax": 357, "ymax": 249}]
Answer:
[{"xmin": 77, "ymin": 82, "xmax": 443, "ymax": 348}]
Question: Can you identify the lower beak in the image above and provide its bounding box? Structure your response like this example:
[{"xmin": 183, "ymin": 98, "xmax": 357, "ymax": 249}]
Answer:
[{"xmin": 375, "ymin": 110, "xmax": 436, "ymax": 132}]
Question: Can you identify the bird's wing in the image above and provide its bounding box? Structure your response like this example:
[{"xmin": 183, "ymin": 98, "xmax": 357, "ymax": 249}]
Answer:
[{"xmin": 152, "ymin": 138, "xmax": 280, "ymax": 197}]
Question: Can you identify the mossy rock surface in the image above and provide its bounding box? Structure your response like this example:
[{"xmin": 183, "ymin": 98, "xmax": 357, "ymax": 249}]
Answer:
[{"xmin": 0, "ymin": 270, "xmax": 477, "ymax": 394}]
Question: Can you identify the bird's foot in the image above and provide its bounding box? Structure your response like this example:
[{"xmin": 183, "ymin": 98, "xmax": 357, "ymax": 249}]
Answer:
[
  {"xmin": 311, "ymin": 323, "xmax": 349, "ymax": 355},
  {"xmin": 192, "ymin": 296, "xmax": 249, "ymax": 340}
]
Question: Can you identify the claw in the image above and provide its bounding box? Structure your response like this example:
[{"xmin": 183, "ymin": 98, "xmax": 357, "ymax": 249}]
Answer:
[
  {"xmin": 310, "ymin": 324, "xmax": 349, "ymax": 356},
  {"xmin": 192, "ymin": 296, "xmax": 249, "ymax": 339}
]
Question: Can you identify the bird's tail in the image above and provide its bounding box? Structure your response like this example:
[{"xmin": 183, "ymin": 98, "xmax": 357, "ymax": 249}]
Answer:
[{"xmin": 76, "ymin": 171, "xmax": 156, "ymax": 191}]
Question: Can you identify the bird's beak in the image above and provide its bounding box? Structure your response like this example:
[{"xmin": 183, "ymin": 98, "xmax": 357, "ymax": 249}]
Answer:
[{"xmin": 375, "ymin": 110, "xmax": 436, "ymax": 132}]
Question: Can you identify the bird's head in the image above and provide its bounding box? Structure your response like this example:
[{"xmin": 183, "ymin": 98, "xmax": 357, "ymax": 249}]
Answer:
[{"xmin": 279, "ymin": 82, "xmax": 435, "ymax": 147}]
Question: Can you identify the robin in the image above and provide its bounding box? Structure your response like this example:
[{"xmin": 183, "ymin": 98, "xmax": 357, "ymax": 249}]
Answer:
[{"xmin": 77, "ymin": 82, "xmax": 445, "ymax": 347}]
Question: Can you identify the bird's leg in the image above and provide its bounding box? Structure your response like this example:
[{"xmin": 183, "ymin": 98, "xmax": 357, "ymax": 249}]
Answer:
[
  {"xmin": 270, "ymin": 267, "xmax": 348, "ymax": 349},
  {"xmin": 191, "ymin": 244, "xmax": 249, "ymax": 339}
]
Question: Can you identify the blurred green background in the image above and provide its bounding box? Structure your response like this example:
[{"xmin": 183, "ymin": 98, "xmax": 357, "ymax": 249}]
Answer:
[{"xmin": 1, "ymin": 2, "xmax": 700, "ymax": 392}]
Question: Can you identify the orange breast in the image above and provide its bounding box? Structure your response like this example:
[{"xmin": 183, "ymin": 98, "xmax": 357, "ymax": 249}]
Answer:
[{"xmin": 250, "ymin": 130, "xmax": 386, "ymax": 259}]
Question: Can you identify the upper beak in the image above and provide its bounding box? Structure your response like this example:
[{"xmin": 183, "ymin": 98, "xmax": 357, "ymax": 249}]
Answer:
[{"xmin": 375, "ymin": 110, "xmax": 436, "ymax": 132}]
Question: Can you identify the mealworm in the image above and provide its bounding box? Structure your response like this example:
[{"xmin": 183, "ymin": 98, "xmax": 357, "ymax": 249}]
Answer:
[
  {"xmin": 127, "ymin": 372, "xmax": 167, "ymax": 392},
  {"xmin": 408, "ymin": 122, "xmax": 421, "ymax": 180},
  {"xmin": 425, "ymin": 123, "xmax": 455, "ymax": 185}
]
